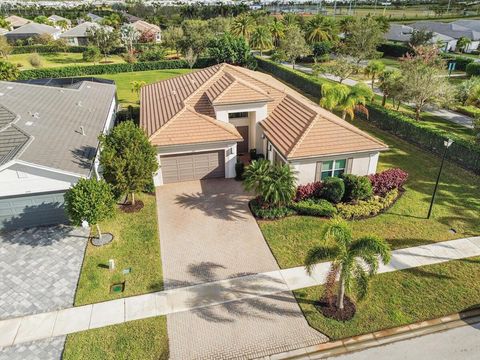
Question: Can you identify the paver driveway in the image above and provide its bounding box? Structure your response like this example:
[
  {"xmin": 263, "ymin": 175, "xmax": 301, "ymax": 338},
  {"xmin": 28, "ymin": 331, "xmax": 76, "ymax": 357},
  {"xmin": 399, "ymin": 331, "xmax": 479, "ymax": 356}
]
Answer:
[
  {"xmin": 0, "ymin": 226, "xmax": 88, "ymax": 359},
  {"xmin": 156, "ymin": 179, "xmax": 327, "ymax": 359}
]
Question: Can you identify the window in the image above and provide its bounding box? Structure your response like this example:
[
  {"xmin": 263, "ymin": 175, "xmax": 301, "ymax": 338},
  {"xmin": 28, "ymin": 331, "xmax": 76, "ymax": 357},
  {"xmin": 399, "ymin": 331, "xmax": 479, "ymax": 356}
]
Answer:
[
  {"xmin": 321, "ymin": 159, "xmax": 346, "ymax": 180},
  {"xmin": 228, "ymin": 112, "xmax": 248, "ymax": 119}
]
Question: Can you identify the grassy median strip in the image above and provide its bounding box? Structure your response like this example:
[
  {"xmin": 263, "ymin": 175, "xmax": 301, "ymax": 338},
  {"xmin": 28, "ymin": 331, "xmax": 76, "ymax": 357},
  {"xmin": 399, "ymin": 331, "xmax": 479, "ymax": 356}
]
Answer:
[
  {"xmin": 295, "ymin": 256, "xmax": 480, "ymax": 340},
  {"xmin": 260, "ymin": 119, "xmax": 480, "ymax": 269}
]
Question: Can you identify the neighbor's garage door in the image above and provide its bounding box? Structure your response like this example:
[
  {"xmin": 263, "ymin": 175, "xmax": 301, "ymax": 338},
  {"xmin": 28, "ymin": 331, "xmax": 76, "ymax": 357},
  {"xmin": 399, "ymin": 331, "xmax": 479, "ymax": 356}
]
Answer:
[
  {"xmin": 160, "ymin": 150, "xmax": 225, "ymax": 184},
  {"xmin": 0, "ymin": 192, "xmax": 68, "ymax": 231}
]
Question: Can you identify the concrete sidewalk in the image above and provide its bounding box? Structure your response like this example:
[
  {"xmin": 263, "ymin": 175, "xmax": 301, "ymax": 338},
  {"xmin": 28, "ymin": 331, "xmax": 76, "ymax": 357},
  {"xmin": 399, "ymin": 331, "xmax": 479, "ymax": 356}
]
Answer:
[{"xmin": 1, "ymin": 236, "xmax": 480, "ymax": 349}]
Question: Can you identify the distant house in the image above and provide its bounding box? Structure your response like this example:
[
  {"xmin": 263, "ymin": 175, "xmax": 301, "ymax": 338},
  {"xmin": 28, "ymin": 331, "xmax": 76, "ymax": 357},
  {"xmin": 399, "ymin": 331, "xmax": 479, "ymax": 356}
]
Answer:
[
  {"xmin": 123, "ymin": 13, "xmax": 142, "ymax": 24},
  {"xmin": 48, "ymin": 14, "xmax": 72, "ymax": 29},
  {"xmin": 0, "ymin": 28, "xmax": 8, "ymax": 36},
  {"xmin": 5, "ymin": 15, "xmax": 30, "ymax": 30},
  {"xmin": 384, "ymin": 24, "xmax": 457, "ymax": 52},
  {"xmin": 410, "ymin": 21, "xmax": 480, "ymax": 53},
  {"xmin": 60, "ymin": 22, "xmax": 110, "ymax": 46},
  {"xmin": 131, "ymin": 20, "xmax": 161, "ymax": 43},
  {"xmin": 86, "ymin": 13, "xmax": 103, "ymax": 24},
  {"xmin": 0, "ymin": 79, "xmax": 117, "ymax": 231},
  {"xmin": 5, "ymin": 23, "xmax": 61, "ymax": 42},
  {"xmin": 452, "ymin": 19, "xmax": 480, "ymax": 33}
]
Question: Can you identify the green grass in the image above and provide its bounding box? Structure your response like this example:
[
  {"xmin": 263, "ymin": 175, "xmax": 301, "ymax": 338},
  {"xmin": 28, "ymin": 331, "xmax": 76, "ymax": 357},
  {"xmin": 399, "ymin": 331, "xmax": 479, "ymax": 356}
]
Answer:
[
  {"xmin": 74, "ymin": 193, "xmax": 163, "ymax": 305},
  {"xmin": 63, "ymin": 317, "xmax": 169, "ymax": 360},
  {"xmin": 94, "ymin": 68, "xmax": 192, "ymax": 107},
  {"xmin": 260, "ymin": 119, "xmax": 480, "ymax": 269},
  {"xmin": 8, "ymin": 52, "xmax": 124, "ymax": 70},
  {"xmin": 295, "ymin": 256, "xmax": 480, "ymax": 340}
]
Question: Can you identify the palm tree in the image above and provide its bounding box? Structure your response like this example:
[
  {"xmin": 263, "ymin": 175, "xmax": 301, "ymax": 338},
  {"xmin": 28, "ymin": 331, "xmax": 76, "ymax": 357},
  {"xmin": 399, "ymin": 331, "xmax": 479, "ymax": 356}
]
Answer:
[
  {"xmin": 243, "ymin": 160, "xmax": 296, "ymax": 207},
  {"xmin": 305, "ymin": 15, "xmax": 338, "ymax": 44},
  {"xmin": 320, "ymin": 83, "xmax": 373, "ymax": 120},
  {"xmin": 282, "ymin": 13, "xmax": 298, "ymax": 28},
  {"xmin": 305, "ymin": 218, "xmax": 391, "ymax": 311},
  {"xmin": 457, "ymin": 36, "xmax": 472, "ymax": 53},
  {"xmin": 364, "ymin": 60, "xmax": 385, "ymax": 90},
  {"xmin": 131, "ymin": 81, "xmax": 146, "ymax": 102},
  {"xmin": 378, "ymin": 69, "xmax": 402, "ymax": 107},
  {"xmin": 269, "ymin": 18, "xmax": 285, "ymax": 48},
  {"xmin": 231, "ymin": 14, "xmax": 254, "ymax": 40},
  {"xmin": 56, "ymin": 20, "xmax": 69, "ymax": 31},
  {"xmin": 250, "ymin": 26, "xmax": 273, "ymax": 56}
]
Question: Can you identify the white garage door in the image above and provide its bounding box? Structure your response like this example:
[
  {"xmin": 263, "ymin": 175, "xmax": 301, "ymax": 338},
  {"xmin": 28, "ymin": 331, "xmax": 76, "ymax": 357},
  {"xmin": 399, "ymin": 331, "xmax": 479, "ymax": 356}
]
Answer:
[{"xmin": 160, "ymin": 150, "xmax": 225, "ymax": 184}]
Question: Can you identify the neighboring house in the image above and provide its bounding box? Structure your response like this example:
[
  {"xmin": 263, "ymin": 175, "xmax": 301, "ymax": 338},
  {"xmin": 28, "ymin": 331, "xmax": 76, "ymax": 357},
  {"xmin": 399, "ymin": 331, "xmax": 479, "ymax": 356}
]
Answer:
[
  {"xmin": 140, "ymin": 64, "xmax": 387, "ymax": 186},
  {"xmin": 5, "ymin": 15, "xmax": 30, "ymax": 30},
  {"xmin": 48, "ymin": 14, "xmax": 72, "ymax": 29},
  {"xmin": 60, "ymin": 22, "xmax": 105, "ymax": 46},
  {"xmin": 384, "ymin": 24, "xmax": 457, "ymax": 52},
  {"xmin": 0, "ymin": 28, "xmax": 8, "ymax": 36},
  {"xmin": 131, "ymin": 20, "xmax": 162, "ymax": 43},
  {"xmin": 451, "ymin": 19, "xmax": 480, "ymax": 33},
  {"xmin": 86, "ymin": 13, "xmax": 103, "ymax": 24},
  {"xmin": 0, "ymin": 79, "xmax": 117, "ymax": 231},
  {"xmin": 123, "ymin": 13, "xmax": 142, "ymax": 24},
  {"xmin": 410, "ymin": 21, "xmax": 480, "ymax": 53},
  {"xmin": 5, "ymin": 23, "xmax": 61, "ymax": 42}
]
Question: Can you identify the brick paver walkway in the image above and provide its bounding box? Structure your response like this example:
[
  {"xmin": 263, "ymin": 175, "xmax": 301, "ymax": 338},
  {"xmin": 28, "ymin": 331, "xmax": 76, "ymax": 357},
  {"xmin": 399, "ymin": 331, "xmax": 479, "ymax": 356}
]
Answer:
[
  {"xmin": 0, "ymin": 226, "xmax": 88, "ymax": 359},
  {"xmin": 156, "ymin": 179, "xmax": 328, "ymax": 359}
]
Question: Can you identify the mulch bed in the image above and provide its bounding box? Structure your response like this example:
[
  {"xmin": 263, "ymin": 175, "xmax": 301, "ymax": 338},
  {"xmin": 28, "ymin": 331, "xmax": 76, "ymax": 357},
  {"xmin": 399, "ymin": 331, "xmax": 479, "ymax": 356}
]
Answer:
[
  {"xmin": 119, "ymin": 200, "xmax": 144, "ymax": 213},
  {"xmin": 314, "ymin": 296, "xmax": 356, "ymax": 321}
]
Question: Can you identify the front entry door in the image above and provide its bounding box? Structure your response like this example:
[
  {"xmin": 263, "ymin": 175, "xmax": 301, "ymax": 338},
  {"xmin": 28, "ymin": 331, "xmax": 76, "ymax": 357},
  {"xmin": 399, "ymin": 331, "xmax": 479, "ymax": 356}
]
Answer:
[{"xmin": 236, "ymin": 126, "xmax": 249, "ymax": 154}]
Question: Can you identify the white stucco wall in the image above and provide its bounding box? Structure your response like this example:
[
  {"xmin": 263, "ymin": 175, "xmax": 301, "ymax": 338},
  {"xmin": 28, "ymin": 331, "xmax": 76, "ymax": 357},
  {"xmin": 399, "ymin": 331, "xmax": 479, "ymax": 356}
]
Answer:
[
  {"xmin": 154, "ymin": 141, "xmax": 237, "ymax": 186},
  {"xmin": 0, "ymin": 163, "xmax": 80, "ymax": 197}
]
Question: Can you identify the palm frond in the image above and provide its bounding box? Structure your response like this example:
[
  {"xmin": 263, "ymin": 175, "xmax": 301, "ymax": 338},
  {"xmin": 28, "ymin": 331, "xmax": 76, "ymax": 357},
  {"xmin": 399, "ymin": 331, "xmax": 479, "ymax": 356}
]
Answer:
[
  {"xmin": 350, "ymin": 235, "xmax": 392, "ymax": 265},
  {"xmin": 304, "ymin": 246, "xmax": 339, "ymax": 275},
  {"xmin": 354, "ymin": 263, "xmax": 369, "ymax": 301}
]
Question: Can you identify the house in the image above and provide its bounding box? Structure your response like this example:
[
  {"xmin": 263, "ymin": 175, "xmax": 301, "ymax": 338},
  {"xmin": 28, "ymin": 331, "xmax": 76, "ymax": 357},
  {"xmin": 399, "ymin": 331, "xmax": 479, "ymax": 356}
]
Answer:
[
  {"xmin": 384, "ymin": 24, "xmax": 457, "ymax": 52},
  {"xmin": 5, "ymin": 15, "xmax": 30, "ymax": 30},
  {"xmin": 48, "ymin": 14, "xmax": 72, "ymax": 29},
  {"xmin": 0, "ymin": 79, "xmax": 117, "ymax": 231},
  {"xmin": 451, "ymin": 20, "xmax": 480, "ymax": 33},
  {"xmin": 86, "ymin": 13, "xmax": 103, "ymax": 24},
  {"xmin": 60, "ymin": 22, "xmax": 107, "ymax": 46},
  {"xmin": 140, "ymin": 64, "xmax": 387, "ymax": 186},
  {"xmin": 410, "ymin": 21, "xmax": 480, "ymax": 53},
  {"xmin": 0, "ymin": 28, "xmax": 8, "ymax": 36},
  {"xmin": 131, "ymin": 20, "xmax": 162, "ymax": 43},
  {"xmin": 123, "ymin": 13, "xmax": 142, "ymax": 24},
  {"xmin": 5, "ymin": 23, "xmax": 61, "ymax": 42}
]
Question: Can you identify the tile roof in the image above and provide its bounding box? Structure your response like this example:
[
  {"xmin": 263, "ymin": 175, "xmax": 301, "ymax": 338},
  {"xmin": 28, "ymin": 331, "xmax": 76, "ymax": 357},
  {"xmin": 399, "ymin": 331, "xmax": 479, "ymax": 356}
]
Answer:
[
  {"xmin": 6, "ymin": 22, "xmax": 59, "ymax": 36},
  {"xmin": 141, "ymin": 64, "xmax": 387, "ymax": 158},
  {"xmin": 131, "ymin": 20, "xmax": 161, "ymax": 34},
  {"xmin": 5, "ymin": 15, "xmax": 30, "ymax": 28},
  {"xmin": 48, "ymin": 15, "xmax": 71, "ymax": 24},
  {"xmin": 0, "ymin": 80, "xmax": 116, "ymax": 175}
]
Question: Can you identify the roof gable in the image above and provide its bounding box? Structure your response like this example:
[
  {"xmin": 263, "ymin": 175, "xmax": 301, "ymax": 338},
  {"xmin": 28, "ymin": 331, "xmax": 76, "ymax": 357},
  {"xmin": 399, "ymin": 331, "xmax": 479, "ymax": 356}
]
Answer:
[{"xmin": 209, "ymin": 78, "xmax": 272, "ymax": 106}]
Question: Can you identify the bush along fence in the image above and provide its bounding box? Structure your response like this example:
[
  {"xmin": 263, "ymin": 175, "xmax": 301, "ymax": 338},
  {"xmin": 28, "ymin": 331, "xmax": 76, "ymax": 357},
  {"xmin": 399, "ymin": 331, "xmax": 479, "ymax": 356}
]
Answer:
[
  {"xmin": 11, "ymin": 43, "xmax": 160, "ymax": 55},
  {"xmin": 256, "ymin": 57, "xmax": 480, "ymax": 175},
  {"xmin": 466, "ymin": 62, "xmax": 480, "ymax": 76},
  {"xmin": 18, "ymin": 58, "xmax": 216, "ymax": 80}
]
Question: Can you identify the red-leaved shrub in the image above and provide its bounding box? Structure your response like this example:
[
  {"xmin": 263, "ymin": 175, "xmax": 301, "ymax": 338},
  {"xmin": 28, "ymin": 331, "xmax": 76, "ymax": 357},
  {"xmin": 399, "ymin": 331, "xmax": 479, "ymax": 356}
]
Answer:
[
  {"xmin": 295, "ymin": 181, "xmax": 323, "ymax": 202},
  {"xmin": 368, "ymin": 168, "xmax": 408, "ymax": 196}
]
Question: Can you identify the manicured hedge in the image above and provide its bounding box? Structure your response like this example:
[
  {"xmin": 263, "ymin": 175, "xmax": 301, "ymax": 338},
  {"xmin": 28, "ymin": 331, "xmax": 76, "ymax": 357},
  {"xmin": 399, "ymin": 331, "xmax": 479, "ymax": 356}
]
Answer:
[
  {"xmin": 11, "ymin": 45, "xmax": 89, "ymax": 54},
  {"xmin": 378, "ymin": 42, "xmax": 410, "ymax": 58},
  {"xmin": 18, "ymin": 58, "xmax": 215, "ymax": 80},
  {"xmin": 466, "ymin": 62, "xmax": 480, "ymax": 77},
  {"xmin": 442, "ymin": 54, "xmax": 475, "ymax": 71},
  {"xmin": 257, "ymin": 57, "xmax": 480, "ymax": 174}
]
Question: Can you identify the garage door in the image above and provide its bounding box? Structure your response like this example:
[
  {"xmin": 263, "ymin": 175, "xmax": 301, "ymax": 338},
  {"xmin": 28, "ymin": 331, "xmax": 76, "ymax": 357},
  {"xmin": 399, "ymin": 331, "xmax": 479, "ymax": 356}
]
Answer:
[
  {"xmin": 0, "ymin": 192, "xmax": 68, "ymax": 231},
  {"xmin": 161, "ymin": 150, "xmax": 225, "ymax": 184}
]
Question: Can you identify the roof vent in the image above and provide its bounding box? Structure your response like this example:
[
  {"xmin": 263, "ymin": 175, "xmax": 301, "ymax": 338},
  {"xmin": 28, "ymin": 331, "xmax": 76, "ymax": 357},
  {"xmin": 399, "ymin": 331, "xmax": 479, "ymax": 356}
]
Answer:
[
  {"xmin": 80, "ymin": 126, "xmax": 86, "ymax": 136},
  {"xmin": 25, "ymin": 121, "xmax": 33, "ymax": 126},
  {"xmin": 33, "ymin": 112, "xmax": 40, "ymax": 119},
  {"xmin": 76, "ymin": 101, "xmax": 82, "ymax": 107}
]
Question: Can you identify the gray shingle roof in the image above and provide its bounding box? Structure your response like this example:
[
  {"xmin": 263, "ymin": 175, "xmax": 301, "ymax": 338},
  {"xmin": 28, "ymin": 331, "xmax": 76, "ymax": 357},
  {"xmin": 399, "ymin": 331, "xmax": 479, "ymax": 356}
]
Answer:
[
  {"xmin": 452, "ymin": 20, "xmax": 480, "ymax": 32},
  {"xmin": 410, "ymin": 21, "xmax": 480, "ymax": 41},
  {"xmin": 0, "ymin": 81, "xmax": 116, "ymax": 176},
  {"xmin": 48, "ymin": 15, "xmax": 72, "ymax": 24},
  {"xmin": 6, "ymin": 22, "xmax": 59, "ymax": 36},
  {"xmin": 385, "ymin": 23, "xmax": 454, "ymax": 43},
  {"xmin": 60, "ymin": 22, "xmax": 108, "ymax": 38}
]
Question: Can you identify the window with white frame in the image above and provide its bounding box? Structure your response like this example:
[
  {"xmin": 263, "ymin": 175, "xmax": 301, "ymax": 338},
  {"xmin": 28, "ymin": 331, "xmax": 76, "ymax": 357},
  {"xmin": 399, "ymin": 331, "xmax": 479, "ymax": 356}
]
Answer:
[{"xmin": 321, "ymin": 159, "xmax": 346, "ymax": 180}]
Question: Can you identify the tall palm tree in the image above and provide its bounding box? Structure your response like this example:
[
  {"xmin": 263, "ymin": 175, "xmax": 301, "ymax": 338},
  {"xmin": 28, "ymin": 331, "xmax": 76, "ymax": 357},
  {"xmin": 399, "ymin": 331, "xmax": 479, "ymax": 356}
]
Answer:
[
  {"xmin": 282, "ymin": 13, "xmax": 298, "ymax": 28},
  {"xmin": 320, "ymin": 83, "xmax": 373, "ymax": 120},
  {"xmin": 269, "ymin": 18, "xmax": 285, "ymax": 48},
  {"xmin": 250, "ymin": 26, "xmax": 273, "ymax": 56},
  {"xmin": 457, "ymin": 36, "xmax": 472, "ymax": 53},
  {"xmin": 305, "ymin": 15, "xmax": 338, "ymax": 44},
  {"xmin": 231, "ymin": 14, "xmax": 254, "ymax": 40},
  {"xmin": 305, "ymin": 218, "xmax": 391, "ymax": 311},
  {"xmin": 364, "ymin": 60, "xmax": 385, "ymax": 90}
]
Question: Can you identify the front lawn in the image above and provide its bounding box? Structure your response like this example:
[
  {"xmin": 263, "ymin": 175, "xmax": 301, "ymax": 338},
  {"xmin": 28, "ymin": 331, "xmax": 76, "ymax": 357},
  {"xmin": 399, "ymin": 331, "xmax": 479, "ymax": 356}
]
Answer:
[
  {"xmin": 8, "ymin": 52, "xmax": 124, "ymax": 69},
  {"xmin": 63, "ymin": 317, "xmax": 169, "ymax": 360},
  {"xmin": 295, "ymin": 256, "xmax": 480, "ymax": 340},
  {"xmin": 260, "ymin": 119, "xmax": 480, "ymax": 269},
  {"xmin": 74, "ymin": 193, "xmax": 163, "ymax": 305}
]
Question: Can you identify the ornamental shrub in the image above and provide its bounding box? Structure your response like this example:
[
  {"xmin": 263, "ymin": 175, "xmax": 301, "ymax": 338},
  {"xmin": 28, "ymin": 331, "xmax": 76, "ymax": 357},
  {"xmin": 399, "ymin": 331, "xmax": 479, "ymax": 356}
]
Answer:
[
  {"xmin": 82, "ymin": 46, "xmax": 101, "ymax": 62},
  {"xmin": 290, "ymin": 198, "xmax": 337, "ymax": 217},
  {"xmin": 342, "ymin": 174, "xmax": 373, "ymax": 202},
  {"xmin": 368, "ymin": 168, "xmax": 408, "ymax": 196},
  {"xmin": 320, "ymin": 177, "xmax": 345, "ymax": 204},
  {"xmin": 466, "ymin": 63, "xmax": 480, "ymax": 77},
  {"xmin": 250, "ymin": 198, "xmax": 295, "ymax": 219},
  {"xmin": 294, "ymin": 181, "xmax": 322, "ymax": 201},
  {"xmin": 138, "ymin": 48, "xmax": 166, "ymax": 62},
  {"xmin": 337, "ymin": 189, "xmax": 399, "ymax": 220},
  {"xmin": 28, "ymin": 53, "xmax": 42, "ymax": 68}
]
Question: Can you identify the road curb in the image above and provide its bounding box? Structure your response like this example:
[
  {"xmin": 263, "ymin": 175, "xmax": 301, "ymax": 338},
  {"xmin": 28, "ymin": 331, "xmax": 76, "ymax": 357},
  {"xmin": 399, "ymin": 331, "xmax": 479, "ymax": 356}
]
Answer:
[{"xmin": 262, "ymin": 307, "xmax": 480, "ymax": 359}]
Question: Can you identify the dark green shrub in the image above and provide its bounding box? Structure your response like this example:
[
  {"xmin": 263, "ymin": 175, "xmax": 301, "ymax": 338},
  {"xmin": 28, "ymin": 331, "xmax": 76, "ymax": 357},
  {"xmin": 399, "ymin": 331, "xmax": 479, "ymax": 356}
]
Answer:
[
  {"xmin": 82, "ymin": 46, "xmax": 101, "ymax": 62},
  {"xmin": 138, "ymin": 48, "xmax": 166, "ymax": 62},
  {"xmin": 290, "ymin": 198, "xmax": 337, "ymax": 217},
  {"xmin": 235, "ymin": 160, "xmax": 245, "ymax": 180},
  {"xmin": 466, "ymin": 63, "xmax": 480, "ymax": 77},
  {"xmin": 377, "ymin": 43, "xmax": 410, "ymax": 58},
  {"xmin": 320, "ymin": 177, "xmax": 345, "ymax": 204},
  {"xmin": 442, "ymin": 54, "xmax": 475, "ymax": 71},
  {"xmin": 337, "ymin": 189, "xmax": 399, "ymax": 220},
  {"xmin": 250, "ymin": 198, "xmax": 294, "ymax": 219},
  {"xmin": 342, "ymin": 174, "xmax": 373, "ymax": 202}
]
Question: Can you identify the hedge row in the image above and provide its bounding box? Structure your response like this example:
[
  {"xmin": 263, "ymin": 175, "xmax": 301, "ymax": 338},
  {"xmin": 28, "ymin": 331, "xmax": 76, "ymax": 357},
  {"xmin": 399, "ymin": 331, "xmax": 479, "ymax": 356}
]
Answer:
[
  {"xmin": 18, "ymin": 58, "xmax": 216, "ymax": 80},
  {"xmin": 442, "ymin": 54, "xmax": 475, "ymax": 72},
  {"xmin": 378, "ymin": 42, "xmax": 411, "ymax": 58},
  {"xmin": 256, "ymin": 57, "xmax": 480, "ymax": 174},
  {"xmin": 466, "ymin": 62, "xmax": 480, "ymax": 76},
  {"xmin": 11, "ymin": 45, "xmax": 89, "ymax": 54}
]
